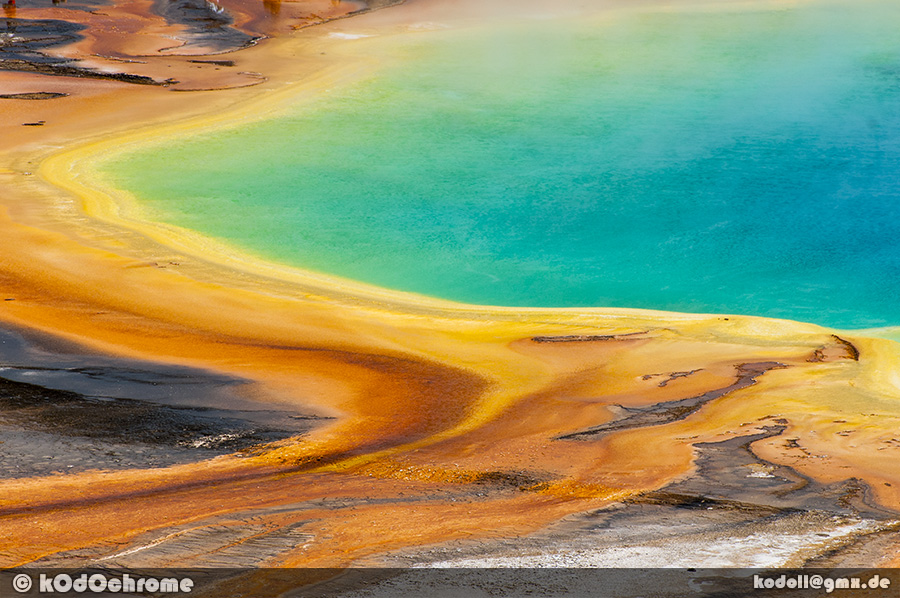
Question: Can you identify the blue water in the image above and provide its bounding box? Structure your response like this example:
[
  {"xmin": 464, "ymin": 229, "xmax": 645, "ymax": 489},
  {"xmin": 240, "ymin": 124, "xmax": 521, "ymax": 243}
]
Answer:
[{"xmin": 103, "ymin": 1, "xmax": 900, "ymax": 328}]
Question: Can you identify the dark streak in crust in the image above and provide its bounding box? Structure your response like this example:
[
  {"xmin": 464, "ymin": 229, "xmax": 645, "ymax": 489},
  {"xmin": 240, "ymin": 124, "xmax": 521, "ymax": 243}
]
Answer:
[
  {"xmin": 626, "ymin": 490, "xmax": 795, "ymax": 515},
  {"xmin": 642, "ymin": 369, "xmax": 702, "ymax": 387},
  {"xmin": 471, "ymin": 470, "xmax": 544, "ymax": 491},
  {"xmin": 808, "ymin": 348, "xmax": 827, "ymax": 363},
  {"xmin": 0, "ymin": 58, "xmax": 164, "ymax": 85},
  {"xmin": 531, "ymin": 331, "xmax": 649, "ymax": 343},
  {"xmin": 832, "ymin": 335, "xmax": 860, "ymax": 361},
  {"xmin": 555, "ymin": 362, "xmax": 787, "ymax": 441},
  {"xmin": 808, "ymin": 335, "xmax": 860, "ymax": 363},
  {"xmin": 187, "ymin": 59, "xmax": 236, "ymax": 67},
  {"xmin": 169, "ymin": 71, "xmax": 267, "ymax": 92},
  {"xmin": 0, "ymin": 92, "xmax": 68, "ymax": 99}
]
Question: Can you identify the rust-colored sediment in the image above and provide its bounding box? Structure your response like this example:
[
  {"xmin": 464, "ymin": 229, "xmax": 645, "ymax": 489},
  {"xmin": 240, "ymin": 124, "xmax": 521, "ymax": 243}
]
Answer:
[{"xmin": 2, "ymin": 0, "xmax": 900, "ymax": 570}]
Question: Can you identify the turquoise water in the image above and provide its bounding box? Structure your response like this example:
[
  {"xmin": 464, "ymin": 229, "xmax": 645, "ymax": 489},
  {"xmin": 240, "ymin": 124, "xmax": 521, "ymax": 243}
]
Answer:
[{"xmin": 104, "ymin": 1, "xmax": 900, "ymax": 328}]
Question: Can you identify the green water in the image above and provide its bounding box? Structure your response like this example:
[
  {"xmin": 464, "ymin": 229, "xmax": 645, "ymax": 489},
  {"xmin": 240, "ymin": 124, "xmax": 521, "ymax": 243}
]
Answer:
[{"xmin": 103, "ymin": 1, "xmax": 900, "ymax": 328}]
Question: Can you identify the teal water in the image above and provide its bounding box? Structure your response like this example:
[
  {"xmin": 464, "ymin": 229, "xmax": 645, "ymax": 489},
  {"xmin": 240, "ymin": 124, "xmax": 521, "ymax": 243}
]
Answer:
[{"xmin": 103, "ymin": 1, "xmax": 900, "ymax": 329}]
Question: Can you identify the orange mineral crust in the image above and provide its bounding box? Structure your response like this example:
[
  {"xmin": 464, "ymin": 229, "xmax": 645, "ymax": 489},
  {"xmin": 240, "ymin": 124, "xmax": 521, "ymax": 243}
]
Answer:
[{"xmin": 2, "ymin": 0, "xmax": 900, "ymax": 572}]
